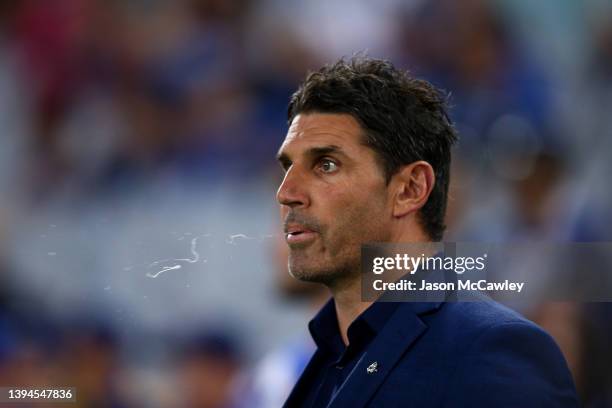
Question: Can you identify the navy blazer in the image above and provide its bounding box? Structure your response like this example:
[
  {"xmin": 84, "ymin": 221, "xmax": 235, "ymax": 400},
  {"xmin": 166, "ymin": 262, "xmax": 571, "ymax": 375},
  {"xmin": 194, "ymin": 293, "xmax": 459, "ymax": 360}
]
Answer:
[{"xmin": 284, "ymin": 299, "xmax": 579, "ymax": 407}]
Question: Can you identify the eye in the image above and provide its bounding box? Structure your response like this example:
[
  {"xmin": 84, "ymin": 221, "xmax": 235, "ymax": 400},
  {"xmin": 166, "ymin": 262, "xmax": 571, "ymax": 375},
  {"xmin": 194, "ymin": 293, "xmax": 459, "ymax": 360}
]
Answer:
[{"xmin": 317, "ymin": 158, "xmax": 339, "ymax": 174}]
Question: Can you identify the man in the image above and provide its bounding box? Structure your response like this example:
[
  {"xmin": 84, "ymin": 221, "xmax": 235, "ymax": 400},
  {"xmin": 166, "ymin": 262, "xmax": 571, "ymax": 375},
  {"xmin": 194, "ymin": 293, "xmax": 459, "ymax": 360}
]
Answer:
[{"xmin": 275, "ymin": 57, "xmax": 579, "ymax": 407}]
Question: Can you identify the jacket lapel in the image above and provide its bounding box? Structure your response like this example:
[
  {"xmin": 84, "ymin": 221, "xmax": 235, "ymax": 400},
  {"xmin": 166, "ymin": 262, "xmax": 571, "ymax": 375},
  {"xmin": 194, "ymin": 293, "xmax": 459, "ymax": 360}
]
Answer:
[{"xmin": 328, "ymin": 301, "xmax": 442, "ymax": 408}]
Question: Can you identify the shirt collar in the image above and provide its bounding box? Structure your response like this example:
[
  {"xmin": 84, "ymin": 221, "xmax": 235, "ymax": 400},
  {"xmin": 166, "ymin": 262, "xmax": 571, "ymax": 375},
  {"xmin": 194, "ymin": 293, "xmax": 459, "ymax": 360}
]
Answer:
[{"xmin": 308, "ymin": 298, "xmax": 400, "ymax": 356}]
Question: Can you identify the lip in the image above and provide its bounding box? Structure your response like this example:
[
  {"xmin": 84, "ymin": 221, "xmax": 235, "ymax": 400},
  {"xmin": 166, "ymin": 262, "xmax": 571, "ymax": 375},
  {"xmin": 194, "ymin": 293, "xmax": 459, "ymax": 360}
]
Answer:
[{"xmin": 285, "ymin": 228, "xmax": 318, "ymax": 245}]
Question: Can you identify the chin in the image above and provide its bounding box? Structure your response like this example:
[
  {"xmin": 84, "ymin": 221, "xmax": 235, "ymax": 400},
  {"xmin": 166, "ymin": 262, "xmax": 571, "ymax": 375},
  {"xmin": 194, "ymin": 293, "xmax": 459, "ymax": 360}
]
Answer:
[
  {"xmin": 288, "ymin": 264, "xmax": 327, "ymax": 284},
  {"xmin": 288, "ymin": 260, "xmax": 353, "ymax": 287}
]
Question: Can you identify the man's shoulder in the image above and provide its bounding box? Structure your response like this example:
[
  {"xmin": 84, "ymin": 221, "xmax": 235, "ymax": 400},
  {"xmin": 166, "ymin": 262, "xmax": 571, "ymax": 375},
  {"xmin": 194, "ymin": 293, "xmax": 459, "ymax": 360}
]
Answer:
[
  {"xmin": 386, "ymin": 300, "xmax": 579, "ymax": 406},
  {"xmin": 388, "ymin": 298, "xmax": 557, "ymax": 366},
  {"xmin": 437, "ymin": 301, "xmax": 578, "ymax": 405},
  {"xmin": 423, "ymin": 297, "xmax": 540, "ymax": 340},
  {"xmin": 403, "ymin": 297, "xmax": 568, "ymax": 365}
]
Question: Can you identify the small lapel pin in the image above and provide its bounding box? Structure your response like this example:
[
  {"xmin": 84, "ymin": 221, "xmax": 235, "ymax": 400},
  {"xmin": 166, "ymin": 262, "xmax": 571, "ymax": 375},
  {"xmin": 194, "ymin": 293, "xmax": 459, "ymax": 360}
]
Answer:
[{"xmin": 366, "ymin": 361, "xmax": 378, "ymax": 374}]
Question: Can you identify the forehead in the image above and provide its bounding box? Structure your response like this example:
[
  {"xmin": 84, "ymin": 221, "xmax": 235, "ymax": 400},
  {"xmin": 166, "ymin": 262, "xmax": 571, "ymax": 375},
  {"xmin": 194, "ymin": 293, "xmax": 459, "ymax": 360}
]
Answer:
[{"xmin": 279, "ymin": 113, "xmax": 366, "ymax": 155}]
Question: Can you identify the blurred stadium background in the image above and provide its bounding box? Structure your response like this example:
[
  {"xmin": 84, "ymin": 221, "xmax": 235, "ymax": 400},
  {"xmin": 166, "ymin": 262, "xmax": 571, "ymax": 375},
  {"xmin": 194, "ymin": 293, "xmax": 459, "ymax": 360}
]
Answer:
[{"xmin": 1, "ymin": 0, "xmax": 612, "ymax": 406}]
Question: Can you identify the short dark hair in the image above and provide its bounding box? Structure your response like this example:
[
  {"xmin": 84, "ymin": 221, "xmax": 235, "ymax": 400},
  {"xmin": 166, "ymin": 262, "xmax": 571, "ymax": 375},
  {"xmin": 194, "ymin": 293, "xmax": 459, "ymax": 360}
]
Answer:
[{"xmin": 288, "ymin": 56, "xmax": 457, "ymax": 241}]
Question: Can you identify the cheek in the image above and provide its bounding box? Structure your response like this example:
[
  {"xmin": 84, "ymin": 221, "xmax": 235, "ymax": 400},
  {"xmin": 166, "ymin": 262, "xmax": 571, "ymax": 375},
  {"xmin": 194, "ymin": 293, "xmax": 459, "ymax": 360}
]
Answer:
[
  {"xmin": 325, "ymin": 187, "xmax": 388, "ymax": 241},
  {"xmin": 315, "ymin": 184, "xmax": 357, "ymax": 225},
  {"xmin": 312, "ymin": 173, "xmax": 389, "ymax": 235}
]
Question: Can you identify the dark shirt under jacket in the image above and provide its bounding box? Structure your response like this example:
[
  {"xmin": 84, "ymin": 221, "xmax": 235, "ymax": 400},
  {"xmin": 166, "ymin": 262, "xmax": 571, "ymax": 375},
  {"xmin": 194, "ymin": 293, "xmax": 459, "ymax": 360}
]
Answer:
[{"xmin": 296, "ymin": 300, "xmax": 400, "ymax": 408}]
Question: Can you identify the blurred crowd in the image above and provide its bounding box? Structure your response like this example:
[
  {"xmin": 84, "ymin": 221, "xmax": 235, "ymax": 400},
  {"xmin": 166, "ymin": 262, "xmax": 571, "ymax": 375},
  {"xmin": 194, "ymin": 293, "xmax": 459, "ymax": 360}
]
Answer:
[{"xmin": 1, "ymin": 0, "xmax": 612, "ymax": 406}]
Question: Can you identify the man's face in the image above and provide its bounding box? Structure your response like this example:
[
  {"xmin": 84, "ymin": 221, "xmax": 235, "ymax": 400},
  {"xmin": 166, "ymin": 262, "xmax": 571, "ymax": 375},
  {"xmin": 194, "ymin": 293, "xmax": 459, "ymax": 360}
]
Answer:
[{"xmin": 276, "ymin": 113, "xmax": 392, "ymax": 286}]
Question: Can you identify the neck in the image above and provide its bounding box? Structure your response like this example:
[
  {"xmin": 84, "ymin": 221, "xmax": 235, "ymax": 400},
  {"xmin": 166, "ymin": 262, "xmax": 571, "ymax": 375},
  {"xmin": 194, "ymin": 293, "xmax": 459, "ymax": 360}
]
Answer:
[
  {"xmin": 330, "ymin": 275, "xmax": 372, "ymax": 346},
  {"xmin": 329, "ymin": 225, "xmax": 430, "ymax": 346}
]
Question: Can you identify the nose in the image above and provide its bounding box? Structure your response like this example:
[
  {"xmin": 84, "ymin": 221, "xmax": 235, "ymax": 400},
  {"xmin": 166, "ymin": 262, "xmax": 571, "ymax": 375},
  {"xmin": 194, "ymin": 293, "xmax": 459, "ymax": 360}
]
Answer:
[{"xmin": 276, "ymin": 166, "xmax": 310, "ymax": 209}]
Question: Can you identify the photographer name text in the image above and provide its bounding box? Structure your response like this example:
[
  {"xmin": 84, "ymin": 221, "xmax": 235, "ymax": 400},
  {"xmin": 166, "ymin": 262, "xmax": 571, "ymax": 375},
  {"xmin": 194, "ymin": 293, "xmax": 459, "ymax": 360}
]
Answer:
[{"xmin": 372, "ymin": 279, "xmax": 524, "ymax": 293}]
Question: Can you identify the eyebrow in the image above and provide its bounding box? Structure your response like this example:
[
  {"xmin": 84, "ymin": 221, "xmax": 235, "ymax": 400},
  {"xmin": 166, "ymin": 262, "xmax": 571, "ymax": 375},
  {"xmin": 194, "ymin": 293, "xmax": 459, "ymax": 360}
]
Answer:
[{"xmin": 276, "ymin": 145, "xmax": 344, "ymax": 167}]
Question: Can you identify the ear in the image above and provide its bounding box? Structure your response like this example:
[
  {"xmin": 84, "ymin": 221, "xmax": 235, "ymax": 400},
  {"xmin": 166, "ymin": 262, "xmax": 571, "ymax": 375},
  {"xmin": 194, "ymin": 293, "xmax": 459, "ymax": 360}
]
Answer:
[{"xmin": 391, "ymin": 161, "xmax": 435, "ymax": 218}]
